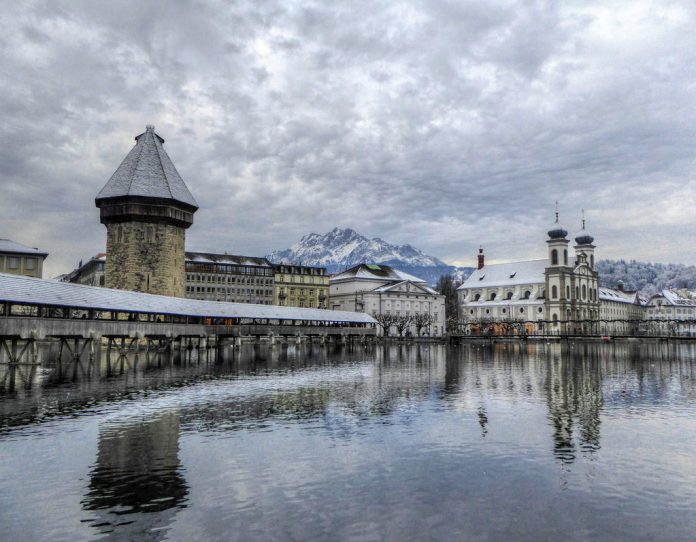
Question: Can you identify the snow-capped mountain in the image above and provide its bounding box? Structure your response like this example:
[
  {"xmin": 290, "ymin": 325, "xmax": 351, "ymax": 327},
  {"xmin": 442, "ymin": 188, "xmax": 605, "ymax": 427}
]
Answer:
[{"xmin": 267, "ymin": 227, "xmax": 472, "ymax": 284}]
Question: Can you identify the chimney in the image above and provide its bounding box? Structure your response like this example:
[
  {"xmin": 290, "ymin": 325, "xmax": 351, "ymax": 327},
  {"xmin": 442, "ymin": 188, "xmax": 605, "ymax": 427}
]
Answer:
[{"xmin": 477, "ymin": 247, "xmax": 485, "ymax": 270}]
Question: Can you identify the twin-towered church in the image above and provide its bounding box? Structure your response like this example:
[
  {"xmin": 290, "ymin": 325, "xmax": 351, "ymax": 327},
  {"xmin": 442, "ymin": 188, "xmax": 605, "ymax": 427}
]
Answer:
[{"xmin": 457, "ymin": 211, "xmax": 600, "ymax": 334}]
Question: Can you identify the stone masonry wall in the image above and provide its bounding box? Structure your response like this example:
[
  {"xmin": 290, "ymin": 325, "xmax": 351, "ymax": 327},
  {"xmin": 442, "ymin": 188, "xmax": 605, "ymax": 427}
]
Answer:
[{"xmin": 104, "ymin": 221, "xmax": 186, "ymax": 297}]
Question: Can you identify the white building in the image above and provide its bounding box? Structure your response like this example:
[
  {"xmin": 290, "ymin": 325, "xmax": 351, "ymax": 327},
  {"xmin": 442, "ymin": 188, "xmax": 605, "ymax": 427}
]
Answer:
[
  {"xmin": 458, "ymin": 213, "xmax": 601, "ymax": 335},
  {"xmin": 598, "ymin": 286, "xmax": 645, "ymax": 335},
  {"xmin": 644, "ymin": 290, "xmax": 696, "ymax": 336},
  {"xmin": 329, "ymin": 264, "xmax": 446, "ymax": 336}
]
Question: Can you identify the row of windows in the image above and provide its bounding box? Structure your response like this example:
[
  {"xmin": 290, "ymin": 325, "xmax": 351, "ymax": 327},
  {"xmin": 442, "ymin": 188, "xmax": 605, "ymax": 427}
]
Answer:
[
  {"xmin": 550, "ymin": 284, "xmax": 597, "ymax": 301},
  {"xmin": 0, "ymin": 256, "xmax": 38, "ymax": 271},
  {"xmin": 186, "ymin": 274, "xmax": 273, "ymax": 285},
  {"xmin": 186, "ymin": 286, "xmax": 273, "ymax": 296},
  {"xmin": 185, "ymin": 263, "xmax": 273, "ymax": 276}
]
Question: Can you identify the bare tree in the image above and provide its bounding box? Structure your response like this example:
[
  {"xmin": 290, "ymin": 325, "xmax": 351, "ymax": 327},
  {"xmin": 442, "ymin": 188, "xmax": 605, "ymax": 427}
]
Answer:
[
  {"xmin": 372, "ymin": 312, "xmax": 397, "ymax": 336},
  {"xmin": 394, "ymin": 315, "xmax": 413, "ymax": 337},
  {"xmin": 412, "ymin": 312, "xmax": 434, "ymax": 336}
]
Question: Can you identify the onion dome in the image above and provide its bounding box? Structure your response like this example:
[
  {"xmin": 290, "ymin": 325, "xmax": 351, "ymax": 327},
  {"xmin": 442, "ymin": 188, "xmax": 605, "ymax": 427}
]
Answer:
[
  {"xmin": 574, "ymin": 213, "xmax": 594, "ymax": 245},
  {"xmin": 548, "ymin": 222, "xmax": 568, "ymax": 239},
  {"xmin": 575, "ymin": 231, "xmax": 594, "ymax": 245}
]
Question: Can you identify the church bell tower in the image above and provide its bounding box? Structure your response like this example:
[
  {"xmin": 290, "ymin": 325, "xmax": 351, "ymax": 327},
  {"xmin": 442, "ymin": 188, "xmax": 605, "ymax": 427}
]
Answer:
[{"xmin": 95, "ymin": 125, "xmax": 198, "ymax": 297}]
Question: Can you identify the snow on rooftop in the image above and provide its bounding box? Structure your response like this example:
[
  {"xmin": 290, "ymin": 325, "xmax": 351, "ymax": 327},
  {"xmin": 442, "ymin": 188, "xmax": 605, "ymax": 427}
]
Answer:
[
  {"xmin": 0, "ymin": 239, "xmax": 48, "ymax": 257},
  {"xmin": 0, "ymin": 273, "xmax": 375, "ymax": 323},
  {"xmin": 458, "ymin": 260, "xmax": 547, "ymax": 289},
  {"xmin": 599, "ymin": 287, "xmax": 640, "ymax": 305},
  {"xmin": 331, "ymin": 264, "xmax": 427, "ymax": 284}
]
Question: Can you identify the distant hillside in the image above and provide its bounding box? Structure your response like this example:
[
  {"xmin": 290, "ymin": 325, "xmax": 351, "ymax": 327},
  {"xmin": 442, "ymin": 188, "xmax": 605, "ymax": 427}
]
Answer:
[
  {"xmin": 597, "ymin": 259, "xmax": 696, "ymax": 296},
  {"xmin": 267, "ymin": 227, "xmax": 473, "ymax": 285}
]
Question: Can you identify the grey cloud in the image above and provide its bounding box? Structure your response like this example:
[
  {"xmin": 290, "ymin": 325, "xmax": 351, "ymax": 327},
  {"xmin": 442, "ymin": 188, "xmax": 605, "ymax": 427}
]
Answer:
[{"xmin": 1, "ymin": 0, "xmax": 695, "ymax": 277}]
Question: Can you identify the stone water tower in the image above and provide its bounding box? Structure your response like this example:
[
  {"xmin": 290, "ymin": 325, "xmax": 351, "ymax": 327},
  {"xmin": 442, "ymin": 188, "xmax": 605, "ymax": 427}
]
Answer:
[{"xmin": 95, "ymin": 125, "xmax": 197, "ymax": 297}]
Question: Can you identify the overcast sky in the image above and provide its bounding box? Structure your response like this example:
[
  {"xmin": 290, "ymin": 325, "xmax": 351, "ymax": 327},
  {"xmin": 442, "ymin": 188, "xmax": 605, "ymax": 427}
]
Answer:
[{"xmin": 2, "ymin": 0, "xmax": 696, "ymax": 277}]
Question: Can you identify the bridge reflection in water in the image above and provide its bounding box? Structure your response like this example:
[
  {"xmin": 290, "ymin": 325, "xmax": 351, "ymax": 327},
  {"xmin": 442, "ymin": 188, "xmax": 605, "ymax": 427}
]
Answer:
[{"xmin": 2, "ymin": 342, "xmax": 696, "ymax": 540}]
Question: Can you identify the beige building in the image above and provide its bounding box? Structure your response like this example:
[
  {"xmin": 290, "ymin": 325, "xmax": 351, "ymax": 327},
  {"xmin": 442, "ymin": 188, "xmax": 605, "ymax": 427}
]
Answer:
[
  {"xmin": 329, "ymin": 264, "xmax": 446, "ymax": 336},
  {"xmin": 0, "ymin": 239, "xmax": 48, "ymax": 278},
  {"xmin": 185, "ymin": 252, "xmax": 274, "ymax": 304},
  {"xmin": 644, "ymin": 289, "xmax": 696, "ymax": 336},
  {"xmin": 273, "ymin": 264, "xmax": 329, "ymax": 308},
  {"xmin": 95, "ymin": 125, "xmax": 198, "ymax": 298}
]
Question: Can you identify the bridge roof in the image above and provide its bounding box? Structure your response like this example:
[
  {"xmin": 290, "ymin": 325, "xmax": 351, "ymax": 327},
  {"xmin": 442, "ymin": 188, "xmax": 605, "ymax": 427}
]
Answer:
[{"xmin": 0, "ymin": 273, "xmax": 375, "ymax": 324}]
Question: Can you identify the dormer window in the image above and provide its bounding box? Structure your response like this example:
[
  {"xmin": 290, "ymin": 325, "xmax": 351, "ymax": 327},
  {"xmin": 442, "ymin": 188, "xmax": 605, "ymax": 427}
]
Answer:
[
  {"xmin": 479, "ymin": 274, "xmax": 485, "ymax": 281},
  {"xmin": 509, "ymin": 272, "xmax": 516, "ymax": 278}
]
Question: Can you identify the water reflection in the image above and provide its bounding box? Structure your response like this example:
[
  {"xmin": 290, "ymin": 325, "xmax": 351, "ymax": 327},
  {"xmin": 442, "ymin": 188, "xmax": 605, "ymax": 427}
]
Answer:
[
  {"xmin": 82, "ymin": 412, "xmax": 188, "ymax": 539},
  {"xmin": 3, "ymin": 341, "xmax": 696, "ymax": 540}
]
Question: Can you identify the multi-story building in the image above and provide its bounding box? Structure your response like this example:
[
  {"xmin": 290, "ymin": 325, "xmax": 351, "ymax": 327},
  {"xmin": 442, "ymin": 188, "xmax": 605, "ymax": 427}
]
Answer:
[
  {"xmin": 458, "ymin": 212, "xmax": 601, "ymax": 334},
  {"xmin": 0, "ymin": 238, "xmax": 48, "ymax": 278},
  {"xmin": 329, "ymin": 263, "xmax": 446, "ymax": 336},
  {"xmin": 272, "ymin": 264, "xmax": 329, "ymax": 308},
  {"xmin": 598, "ymin": 284, "xmax": 645, "ymax": 335},
  {"xmin": 185, "ymin": 252, "xmax": 274, "ymax": 304},
  {"xmin": 62, "ymin": 253, "xmax": 107, "ymax": 286},
  {"xmin": 644, "ymin": 289, "xmax": 696, "ymax": 336}
]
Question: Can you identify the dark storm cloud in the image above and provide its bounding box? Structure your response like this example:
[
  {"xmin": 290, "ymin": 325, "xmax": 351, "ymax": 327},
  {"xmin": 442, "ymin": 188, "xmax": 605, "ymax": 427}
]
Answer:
[{"xmin": 1, "ymin": 0, "xmax": 695, "ymax": 276}]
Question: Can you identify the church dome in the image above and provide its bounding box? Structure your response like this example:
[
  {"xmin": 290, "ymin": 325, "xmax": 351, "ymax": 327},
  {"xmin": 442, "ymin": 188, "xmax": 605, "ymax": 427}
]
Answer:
[
  {"xmin": 575, "ymin": 231, "xmax": 594, "ymax": 245},
  {"xmin": 547, "ymin": 223, "xmax": 568, "ymax": 239}
]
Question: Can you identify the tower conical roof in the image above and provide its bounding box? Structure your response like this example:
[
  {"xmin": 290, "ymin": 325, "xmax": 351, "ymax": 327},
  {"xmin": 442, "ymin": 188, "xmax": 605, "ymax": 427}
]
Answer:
[{"xmin": 96, "ymin": 125, "xmax": 198, "ymax": 209}]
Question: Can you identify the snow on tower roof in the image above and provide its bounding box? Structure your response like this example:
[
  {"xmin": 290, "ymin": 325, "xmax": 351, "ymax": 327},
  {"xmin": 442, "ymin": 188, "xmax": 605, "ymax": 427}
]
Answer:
[
  {"xmin": 96, "ymin": 125, "xmax": 198, "ymax": 209},
  {"xmin": 457, "ymin": 259, "xmax": 547, "ymax": 289}
]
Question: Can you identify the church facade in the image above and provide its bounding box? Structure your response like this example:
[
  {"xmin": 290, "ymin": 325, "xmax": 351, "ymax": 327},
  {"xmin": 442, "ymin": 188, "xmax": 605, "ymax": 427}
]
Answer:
[{"xmin": 457, "ymin": 213, "xmax": 601, "ymax": 334}]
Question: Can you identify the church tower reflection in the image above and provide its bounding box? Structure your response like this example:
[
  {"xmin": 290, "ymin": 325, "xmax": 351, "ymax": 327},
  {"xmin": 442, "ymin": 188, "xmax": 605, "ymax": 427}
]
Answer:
[
  {"xmin": 545, "ymin": 344, "xmax": 603, "ymax": 464},
  {"xmin": 82, "ymin": 411, "xmax": 188, "ymax": 539}
]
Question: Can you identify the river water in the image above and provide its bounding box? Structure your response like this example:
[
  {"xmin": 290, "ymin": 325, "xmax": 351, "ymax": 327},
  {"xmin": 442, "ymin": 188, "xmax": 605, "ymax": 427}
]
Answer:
[{"xmin": 1, "ymin": 341, "xmax": 696, "ymax": 541}]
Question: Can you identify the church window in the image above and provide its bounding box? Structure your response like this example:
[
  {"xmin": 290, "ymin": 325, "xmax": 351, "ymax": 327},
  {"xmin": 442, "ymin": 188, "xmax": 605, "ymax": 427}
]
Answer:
[
  {"xmin": 552, "ymin": 285, "xmax": 558, "ymax": 299},
  {"xmin": 538, "ymin": 307, "xmax": 543, "ymax": 313},
  {"xmin": 551, "ymin": 250, "xmax": 558, "ymax": 265},
  {"xmin": 576, "ymin": 286, "xmax": 579, "ymax": 299},
  {"xmin": 582, "ymin": 285, "xmax": 587, "ymax": 300},
  {"xmin": 520, "ymin": 308, "xmax": 524, "ymax": 314},
  {"xmin": 474, "ymin": 293, "xmax": 481, "ymax": 301},
  {"xmin": 591, "ymin": 255, "xmax": 594, "ymax": 267},
  {"xmin": 564, "ymin": 250, "xmax": 568, "ymax": 265},
  {"xmin": 502, "ymin": 309, "xmax": 506, "ymax": 314},
  {"xmin": 523, "ymin": 290, "xmax": 531, "ymax": 300},
  {"xmin": 490, "ymin": 292, "xmax": 497, "ymax": 301},
  {"xmin": 566, "ymin": 286, "xmax": 570, "ymax": 299},
  {"xmin": 506, "ymin": 291, "xmax": 513, "ymax": 300}
]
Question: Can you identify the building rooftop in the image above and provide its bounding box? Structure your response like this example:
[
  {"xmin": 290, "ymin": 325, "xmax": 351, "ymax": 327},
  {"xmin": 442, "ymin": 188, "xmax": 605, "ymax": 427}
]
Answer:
[
  {"xmin": 186, "ymin": 252, "xmax": 272, "ymax": 267},
  {"xmin": 0, "ymin": 238, "xmax": 48, "ymax": 257},
  {"xmin": 330, "ymin": 263, "xmax": 427, "ymax": 284},
  {"xmin": 96, "ymin": 125, "xmax": 198, "ymax": 209},
  {"xmin": 599, "ymin": 287, "xmax": 642, "ymax": 305},
  {"xmin": 649, "ymin": 289, "xmax": 696, "ymax": 307},
  {"xmin": 458, "ymin": 259, "xmax": 547, "ymax": 289},
  {"xmin": 0, "ymin": 273, "xmax": 375, "ymax": 323}
]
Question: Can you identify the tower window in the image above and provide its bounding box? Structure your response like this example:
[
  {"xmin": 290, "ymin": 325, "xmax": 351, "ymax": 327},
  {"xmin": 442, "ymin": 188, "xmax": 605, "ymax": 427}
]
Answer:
[
  {"xmin": 552, "ymin": 285, "xmax": 558, "ymax": 299},
  {"xmin": 564, "ymin": 250, "xmax": 568, "ymax": 265},
  {"xmin": 551, "ymin": 249, "xmax": 558, "ymax": 265}
]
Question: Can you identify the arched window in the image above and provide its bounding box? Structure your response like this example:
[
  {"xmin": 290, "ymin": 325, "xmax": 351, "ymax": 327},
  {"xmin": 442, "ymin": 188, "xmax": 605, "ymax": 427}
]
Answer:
[
  {"xmin": 490, "ymin": 292, "xmax": 497, "ymax": 301},
  {"xmin": 552, "ymin": 313, "xmax": 558, "ymax": 322},
  {"xmin": 566, "ymin": 286, "xmax": 570, "ymax": 299},
  {"xmin": 474, "ymin": 293, "xmax": 481, "ymax": 301},
  {"xmin": 519, "ymin": 308, "xmax": 525, "ymax": 314},
  {"xmin": 582, "ymin": 285, "xmax": 587, "ymax": 300},
  {"xmin": 506, "ymin": 291, "xmax": 513, "ymax": 300},
  {"xmin": 523, "ymin": 290, "xmax": 531, "ymax": 299},
  {"xmin": 591, "ymin": 254, "xmax": 594, "ymax": 267},
  {"xmin": 552, "ymin": 285, "xmax": 558, "ymax": 299},
  {"xmin": 551, "ymin": 249, "xmax": 558, "ymax": 265},
  {"xmin": 564, "ymin": 250, "xmax": 568, "ymax": 265},
  {"xmin": 576, "ymin": 286, "xmax": 579, "ymax": 299}
]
